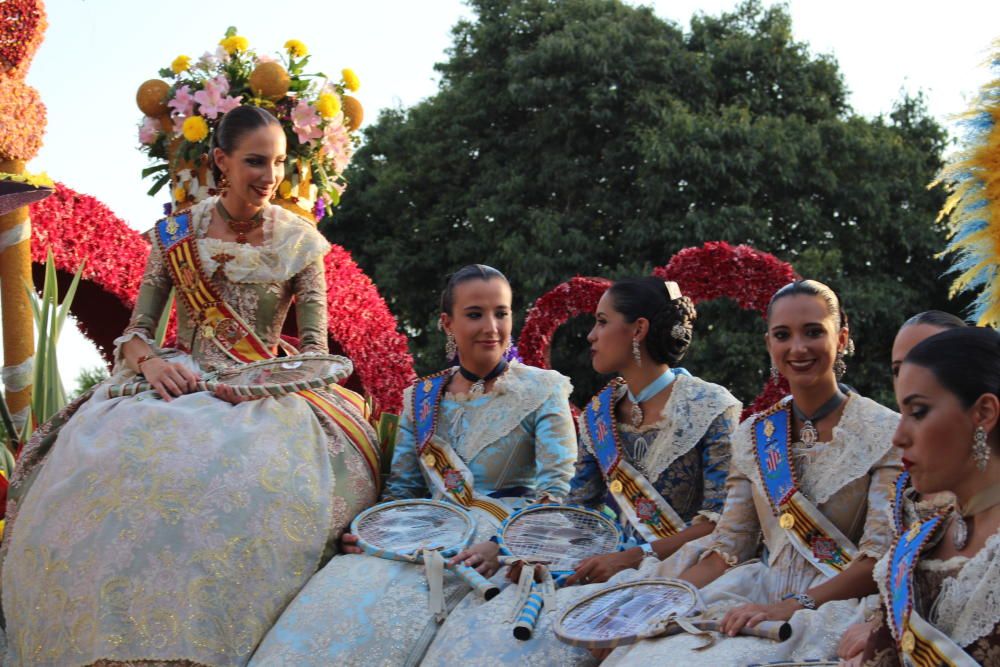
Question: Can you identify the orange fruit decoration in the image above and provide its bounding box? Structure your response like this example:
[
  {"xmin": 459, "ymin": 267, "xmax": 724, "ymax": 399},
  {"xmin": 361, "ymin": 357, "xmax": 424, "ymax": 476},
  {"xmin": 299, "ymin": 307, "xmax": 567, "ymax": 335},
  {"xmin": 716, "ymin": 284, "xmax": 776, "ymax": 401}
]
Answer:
[
  {"xmin": 342, "ymin": 95, "xmax": 364, "ymax": 132},
  {"xmin": 136, "ymin": 79, "xmax": 171, "ymax": 117},
  {"xmin": 249, "ymin": 62, "xmax": 290, "ymax": 100}
]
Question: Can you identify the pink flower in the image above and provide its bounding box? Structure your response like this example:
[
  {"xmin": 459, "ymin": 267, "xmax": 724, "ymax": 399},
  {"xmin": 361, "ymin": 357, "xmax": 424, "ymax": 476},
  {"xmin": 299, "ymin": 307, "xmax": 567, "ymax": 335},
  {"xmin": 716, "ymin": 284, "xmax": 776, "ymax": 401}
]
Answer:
[
  {"xmin": 194, "ymin": 75, "xmax": 242, "ymax": 119},
  {"xmin": 291, "ymin": 100, "xmax": 323, "ymax": 144},
  {"xmin": 168, "ymin": 85, "xmax": 195, "ymax": 118},
  {"xmin": 321, "ymin": 119, "xmax": 353, "ymax": 173},
  {"xmin": 138, "ymin": 116, "xmax": 159, "ymax": 145}
]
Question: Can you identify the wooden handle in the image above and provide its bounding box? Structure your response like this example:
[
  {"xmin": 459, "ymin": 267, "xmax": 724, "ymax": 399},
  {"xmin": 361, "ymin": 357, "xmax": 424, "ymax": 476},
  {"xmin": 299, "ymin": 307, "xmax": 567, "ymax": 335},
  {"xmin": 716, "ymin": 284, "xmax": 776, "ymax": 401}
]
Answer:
[{"xmin": 686, "ymin": 619, "xmax": 792, "ymax": 642}]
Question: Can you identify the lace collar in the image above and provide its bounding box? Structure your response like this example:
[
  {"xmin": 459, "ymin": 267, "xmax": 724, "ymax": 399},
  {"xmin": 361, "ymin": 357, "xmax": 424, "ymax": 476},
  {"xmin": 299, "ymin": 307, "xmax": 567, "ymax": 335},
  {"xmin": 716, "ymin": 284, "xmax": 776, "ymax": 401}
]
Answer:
[
  {"xmin": 185, "ymin": 197, "xmax": 331, "ymax": 283},
  {"xmin": 875, "ymin": 529, "xmax": 1000, "ymax": 649},
  {"xmin": 734, "ymin": 393, "xmax": 899, "ymax": 505},
  {"xmin": 579, "ymin": 375, "xmax": 740, "ymax": 482},
  {"xmin": 403, "ymin": 361, "xmax": 572, "ymax": 463}
]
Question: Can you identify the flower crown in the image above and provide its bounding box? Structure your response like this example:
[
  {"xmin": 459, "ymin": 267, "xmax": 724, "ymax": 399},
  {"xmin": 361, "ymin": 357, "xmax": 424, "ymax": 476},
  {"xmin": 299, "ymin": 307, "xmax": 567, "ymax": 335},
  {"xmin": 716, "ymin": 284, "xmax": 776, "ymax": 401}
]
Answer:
[{"xmin": 135, "ymin": 27, "xmax": 364, "ymax": 222}]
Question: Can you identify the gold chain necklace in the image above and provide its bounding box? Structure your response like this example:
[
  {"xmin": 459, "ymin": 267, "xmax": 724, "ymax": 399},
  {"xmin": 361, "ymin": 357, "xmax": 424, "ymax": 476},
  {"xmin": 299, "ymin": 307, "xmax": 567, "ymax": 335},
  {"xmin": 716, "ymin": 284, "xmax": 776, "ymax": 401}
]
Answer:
[{"xmin": 215, "ymin": 199, "xmax": 264, "ymax": 244}]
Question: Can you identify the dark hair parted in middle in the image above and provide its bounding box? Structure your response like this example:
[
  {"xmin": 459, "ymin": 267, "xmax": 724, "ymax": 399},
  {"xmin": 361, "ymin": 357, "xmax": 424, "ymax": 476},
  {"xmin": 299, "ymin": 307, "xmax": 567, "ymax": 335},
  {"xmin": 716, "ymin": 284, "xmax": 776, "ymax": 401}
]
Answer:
[
  {"xmin": 767, "ymin": 279, "xmax": 848, "ymax": 329},
  {"xmin": 209, "ymin": 105, "xmax": 283, "ymax": 182},
  {"xmin": 904, "ymin": 327, "xmax": 1000, "ymax": 414},
  {"xmin": 607, "ymin": 277, "xmax": 697, "ymax": 366},
  {"xmin": 440, "ymin": 264, "xmax": 510, "ymax": 315}
]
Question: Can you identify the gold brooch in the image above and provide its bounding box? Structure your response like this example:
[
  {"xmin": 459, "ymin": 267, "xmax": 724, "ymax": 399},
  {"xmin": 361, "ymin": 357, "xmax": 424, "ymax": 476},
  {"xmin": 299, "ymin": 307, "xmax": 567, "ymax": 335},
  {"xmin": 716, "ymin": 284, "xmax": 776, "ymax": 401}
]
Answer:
[
  {"xmin": 901, "ymin": 629, "xmax": 916, "ymax": 653},
  {"xmin": 609, "ymin": 479, "xmax": 623, "ymax": 494},
  {"xmin": 779, "ymin": 513, "xmax": 795, "ymax": 530},
  {"xmin": 764, "ymin": 419, "xmax": 775, "ymax": 438},
  {"xmin": 422, "ymin": 453, "xmax": 436, "ymax": 468}
]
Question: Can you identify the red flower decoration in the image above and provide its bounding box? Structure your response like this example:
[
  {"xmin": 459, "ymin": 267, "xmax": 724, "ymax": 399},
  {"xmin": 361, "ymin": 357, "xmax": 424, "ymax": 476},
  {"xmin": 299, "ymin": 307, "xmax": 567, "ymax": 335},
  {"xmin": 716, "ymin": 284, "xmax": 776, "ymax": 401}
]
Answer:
[
  {"xmin": 654, "ymin": 241, "xmax": 798, "ymax": 418},
  {"xmin": 0, "ymin": 0, "xmax": 46, "ymax": 80},
  {"xmin": 519, "ymin": 276, "xmax": 611, "ymax": 370},
  {"xmin": 29, "ymin": 183, "xmax": 414, "ymax": 413}
]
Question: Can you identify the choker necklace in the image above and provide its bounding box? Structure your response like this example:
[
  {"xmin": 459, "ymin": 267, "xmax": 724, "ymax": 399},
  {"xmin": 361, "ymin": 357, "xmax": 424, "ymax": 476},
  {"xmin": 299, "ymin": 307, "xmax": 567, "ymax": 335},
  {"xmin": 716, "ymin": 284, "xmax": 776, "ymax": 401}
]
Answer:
[
  {"xmin": 458, "ymin": 359, "xmax": 508, "ymax": 396},
  {"xmin": 626, "ymin": 369, "xmax": 678, "ymax": 428},
  {"xmin": 952, "ymin": 482, "xmax": 1000, "ymax": 549},
  {"xmin": 791, "ymin": 387, "xmax": 848, "ymax": 446},
  {"xmin": 215, "ymin": 199, "xmax": 264, "ymax": 244}
]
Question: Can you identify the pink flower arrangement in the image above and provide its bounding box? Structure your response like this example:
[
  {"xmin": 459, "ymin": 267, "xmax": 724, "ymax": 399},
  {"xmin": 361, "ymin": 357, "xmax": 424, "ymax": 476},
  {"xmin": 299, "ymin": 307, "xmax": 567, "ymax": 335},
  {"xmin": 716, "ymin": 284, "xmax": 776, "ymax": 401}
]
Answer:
[
  {"xmin": 138, "ymin": 117, "xmax": 159, "ymax": 145},
  {"xmin": 321, "ymin": 119, "xmax": 353, "ymax": 173},
  {"xmin": 193, "ymin": 75, "xmax": 242, "ymax": 120},
  {"xmin": 291, "ymin": 100, "xmax": 323, "ymax": 144}
]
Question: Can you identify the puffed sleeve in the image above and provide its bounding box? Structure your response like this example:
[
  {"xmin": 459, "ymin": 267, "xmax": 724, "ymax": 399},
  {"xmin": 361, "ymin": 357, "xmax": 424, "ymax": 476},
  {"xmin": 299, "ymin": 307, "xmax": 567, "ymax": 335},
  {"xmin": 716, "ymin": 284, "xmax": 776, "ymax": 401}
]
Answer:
[
  {"xmin": 858, "ymin": 446, "xmax": 903, "ymax": 561},
  {"xmin": 112, "ymin": 232, "xmax": 172, "ymax": 372},
  {"xmin": 566, "ymin": 411, "xmax": 607, "ymax": 508},
  {"xmin": 291, "ymin": 258, "xmax": 329, "ymax": 354},
  {"xmin": 700, "ymin": 419, "xmax": 761, "ymax": 566},
  {"xmin": 692, "ymin": 407, "xmax": 738, "ymax": 525},
  {"xmin": 529, "ymin": 385, "xmax": 578, "ymax": 501},
  {"xmin": 382, "ymin": 387, "xmax": 429, "ymax": 501}
]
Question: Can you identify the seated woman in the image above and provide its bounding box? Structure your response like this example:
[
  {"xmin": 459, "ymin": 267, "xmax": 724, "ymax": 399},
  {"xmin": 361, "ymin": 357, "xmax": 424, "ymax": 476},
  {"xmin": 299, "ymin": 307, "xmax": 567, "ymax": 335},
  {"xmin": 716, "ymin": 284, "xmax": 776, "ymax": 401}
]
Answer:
[
  {"xmin": 1, "ymin": 106, "xmax": 381, "ymax": 666},
  {"xmin": 600, "ymin": 279, "xmax": 902, "ymax": 665},
  {"xmin": 848, "ymin": 327, "xmax": 999, "ymax": 666},
  {"xmin": 420, "ymin": 277, "xmax": 741, "ymax": 666},
  {"xmin": 249, "ymin": 264, "xmax": 578, "ymax": 666}
]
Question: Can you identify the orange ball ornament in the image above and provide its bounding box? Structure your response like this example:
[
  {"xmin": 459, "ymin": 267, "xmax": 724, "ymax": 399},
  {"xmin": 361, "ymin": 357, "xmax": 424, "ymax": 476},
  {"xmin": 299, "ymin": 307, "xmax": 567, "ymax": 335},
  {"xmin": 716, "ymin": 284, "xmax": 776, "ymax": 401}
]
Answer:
[
  {"xmin": 342, "ymin": 95, "xmax": 364, "ymax": 132},
  {"xmin": 136, "ymin": 79, "xmax": 170, "ymax": 117},
  {"xmin": 249, "ymin": 62, "xmax": 290, "ymax": 100}
]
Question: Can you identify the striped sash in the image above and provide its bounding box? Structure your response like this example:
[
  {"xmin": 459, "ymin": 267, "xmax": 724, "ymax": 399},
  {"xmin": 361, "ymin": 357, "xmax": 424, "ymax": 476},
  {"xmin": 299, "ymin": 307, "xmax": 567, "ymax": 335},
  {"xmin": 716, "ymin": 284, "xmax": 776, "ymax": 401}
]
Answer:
[
  {"xmin": 413, "ymin": 371, "xmax": 510, "ymax": 524},
  {"xmin": 583, "ymin": 379, "xmax": 686, "ymax": 542},
  {"xmin": 154, "ymin": 213, "xmax": 381, "ymax": 485},
  {"xmin": 753, "ymin": 400, "xmax": 858, "ymax": 578}
]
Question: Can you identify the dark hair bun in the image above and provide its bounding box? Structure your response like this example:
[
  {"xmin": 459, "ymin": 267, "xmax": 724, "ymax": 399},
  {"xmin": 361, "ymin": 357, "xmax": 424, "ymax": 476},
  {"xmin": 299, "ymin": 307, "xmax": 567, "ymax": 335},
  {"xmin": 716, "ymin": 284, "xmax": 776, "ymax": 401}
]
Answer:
[{"xmin": 607, "ymin": 277, "xmax": 698, "ymax": 366}]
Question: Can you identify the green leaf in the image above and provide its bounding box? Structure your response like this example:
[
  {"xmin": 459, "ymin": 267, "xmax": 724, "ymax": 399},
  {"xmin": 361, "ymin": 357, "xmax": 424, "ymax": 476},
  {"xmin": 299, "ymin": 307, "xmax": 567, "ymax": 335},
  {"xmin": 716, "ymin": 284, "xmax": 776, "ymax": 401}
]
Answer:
[
  {"xmin": 158, "ymin": 67, "xmax": 174, "ymax": 78},
  {"xmin": 147, "ymin": 173, "xmax": 171, "ymax": 197},
  {"xmin": 155, "ymin": 288, "xmax": 176, "ymax": 347},
  {"xmin": 54, "ymin": 260, "xmax": 86, "ymax": 339},
  {"xmin": 225, "ymin": 26, "xmax": 237, "ymax": 38},
  {"xmin": 141, "ymin": 163, "xmax": 169, "ymax": 178}
]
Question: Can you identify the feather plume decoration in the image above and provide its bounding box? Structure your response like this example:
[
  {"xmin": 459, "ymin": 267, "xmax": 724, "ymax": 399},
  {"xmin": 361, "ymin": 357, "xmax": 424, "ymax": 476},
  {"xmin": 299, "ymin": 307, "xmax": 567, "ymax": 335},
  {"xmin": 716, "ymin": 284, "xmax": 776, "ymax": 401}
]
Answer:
[{"xmin": 933, "ymin": 43, "xmax": 1000, "ymax": 326}]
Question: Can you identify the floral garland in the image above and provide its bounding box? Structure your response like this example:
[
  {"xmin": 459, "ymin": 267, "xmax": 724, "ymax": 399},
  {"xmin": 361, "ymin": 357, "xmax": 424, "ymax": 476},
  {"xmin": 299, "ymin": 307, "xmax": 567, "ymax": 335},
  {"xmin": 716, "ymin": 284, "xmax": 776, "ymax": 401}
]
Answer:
[
  {"xmin": 519, "ymin": 276, "xmax": 612, "ymax": 369},
  {"xmin": 137, "ymin": 27, "xmax": 364, "ymax": 222},
  {"xmin": 0, "ymin": 171, "xmax": 53, "ymax": 187},
  {"xmin": 653, "ymin": 241, "xmax": 797, "ymax": 418},
  {"xmin": 29, "ymin": 183, "xmax": 414, "ymax": 412},
  {"xmin": 0, "ymin": 0, "xmax": 46, "ymax": 80}
]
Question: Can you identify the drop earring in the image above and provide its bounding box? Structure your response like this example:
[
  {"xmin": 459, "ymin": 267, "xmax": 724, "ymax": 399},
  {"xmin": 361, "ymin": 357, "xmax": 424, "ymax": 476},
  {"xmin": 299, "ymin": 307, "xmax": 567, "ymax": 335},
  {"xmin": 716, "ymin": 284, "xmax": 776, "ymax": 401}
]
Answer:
[{"xmin": 631, "ymin": 338, "xmax": 642, "ymax": 366}]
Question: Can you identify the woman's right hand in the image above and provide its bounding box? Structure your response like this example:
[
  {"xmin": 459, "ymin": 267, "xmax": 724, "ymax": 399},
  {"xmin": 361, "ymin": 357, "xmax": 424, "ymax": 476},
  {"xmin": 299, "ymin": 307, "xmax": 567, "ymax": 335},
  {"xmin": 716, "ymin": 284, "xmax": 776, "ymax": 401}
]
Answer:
[
  {"xmin": 340, "ymin": 532, "xmax": 363, "ymax": 554},
  {"xmin": 142, "ymin": 358, "xmax": 200, "ymax": 402},
  {"xmin": 837, "ymin": 620, "xmax": 874, "ymax": 660}
]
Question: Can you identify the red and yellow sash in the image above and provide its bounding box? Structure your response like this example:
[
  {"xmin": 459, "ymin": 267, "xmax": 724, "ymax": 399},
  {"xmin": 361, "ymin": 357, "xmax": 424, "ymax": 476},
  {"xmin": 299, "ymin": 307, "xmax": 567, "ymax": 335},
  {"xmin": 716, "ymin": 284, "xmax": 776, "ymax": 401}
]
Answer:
[{"xmin": 155, "ymin": 213, "xmax": 381, "ymax": 485}]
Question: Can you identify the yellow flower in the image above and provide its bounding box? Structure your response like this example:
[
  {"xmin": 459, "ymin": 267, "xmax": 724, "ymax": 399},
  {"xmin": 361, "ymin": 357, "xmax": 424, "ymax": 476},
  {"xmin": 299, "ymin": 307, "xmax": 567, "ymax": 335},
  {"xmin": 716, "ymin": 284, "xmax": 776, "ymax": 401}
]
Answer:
[
  {"xmin": 219, "ymin": 35, "xmax": 249, "ymax": 54},
  {"xmin": 173, "ymin": 185, "xmax": 187, "ymax": 203},
  {"xmin": 341, "ymin": 68, "xmax": 360, "ymax": 92},
  {"xmin": 278, "ymin": 180, "xmax": 293, "ymax": 198},
  {"xmin": 182, "ymin": 115, "xmax": 209, "ymax": 143},
  {"xmin": 284, "ymin": 39, "xmax": 308, "ymax": 58},
  {"xmin": 171, "ymin": 55, "xmax": 191, "ymax": 74},
  {"xmin": 316, "ymin": 92, "xmax": 342, "ymax": 119}
]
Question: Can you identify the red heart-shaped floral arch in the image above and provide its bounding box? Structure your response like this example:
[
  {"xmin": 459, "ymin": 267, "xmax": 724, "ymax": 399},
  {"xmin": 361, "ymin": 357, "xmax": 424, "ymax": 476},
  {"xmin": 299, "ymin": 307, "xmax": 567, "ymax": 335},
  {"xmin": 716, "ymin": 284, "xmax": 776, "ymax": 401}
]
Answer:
[
  {"xmin": 518, "ymin": 242, "xmax": 797, "ymax": 418},
  {"xmin": 28, "ymin": 183, "xmax": 415, "ymax": 413}
]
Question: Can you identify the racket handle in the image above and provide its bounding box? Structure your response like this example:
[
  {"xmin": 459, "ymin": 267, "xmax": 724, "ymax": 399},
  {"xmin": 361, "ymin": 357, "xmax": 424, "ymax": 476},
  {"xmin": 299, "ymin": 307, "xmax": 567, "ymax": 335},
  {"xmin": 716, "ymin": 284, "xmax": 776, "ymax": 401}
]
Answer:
[
  {"xmin": 683, "ymin": 619, "xmax": 792, "ymax": 642},
  {"xmin": 512, "ymin": 586, "xmax": 544, "ymax": 641},
  {"xmin": 450, "ymin": 562, "xmax": 500, "ymax": 601}
]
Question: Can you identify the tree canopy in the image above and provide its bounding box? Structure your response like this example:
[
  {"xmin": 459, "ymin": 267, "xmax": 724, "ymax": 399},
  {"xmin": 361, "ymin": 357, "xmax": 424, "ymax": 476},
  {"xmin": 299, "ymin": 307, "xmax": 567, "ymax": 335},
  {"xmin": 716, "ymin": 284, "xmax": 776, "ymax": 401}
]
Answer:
[{"xmin": 327, "ymin": 0, "xmax": 955, "ymax": 406}]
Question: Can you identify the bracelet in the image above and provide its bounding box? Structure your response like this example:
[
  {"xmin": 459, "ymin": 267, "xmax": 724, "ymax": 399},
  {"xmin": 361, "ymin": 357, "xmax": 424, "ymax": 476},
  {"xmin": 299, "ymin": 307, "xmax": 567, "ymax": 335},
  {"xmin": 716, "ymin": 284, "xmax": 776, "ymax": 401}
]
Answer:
[{"xmin": 136, "ymin": 353, "xmax": 158, "ymax": 372}]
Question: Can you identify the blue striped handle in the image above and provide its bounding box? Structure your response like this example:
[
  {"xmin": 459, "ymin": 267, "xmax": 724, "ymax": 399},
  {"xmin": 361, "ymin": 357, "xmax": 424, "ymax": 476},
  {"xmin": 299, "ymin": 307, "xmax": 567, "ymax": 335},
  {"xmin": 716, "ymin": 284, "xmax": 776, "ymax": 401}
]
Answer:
[
  {"xmin": 513, "ymin": 585, "xmax": 544, "ymax": 640},
  {"xmin": 450, "ymin": 561, "xmax": 500, "ymax": 600}
]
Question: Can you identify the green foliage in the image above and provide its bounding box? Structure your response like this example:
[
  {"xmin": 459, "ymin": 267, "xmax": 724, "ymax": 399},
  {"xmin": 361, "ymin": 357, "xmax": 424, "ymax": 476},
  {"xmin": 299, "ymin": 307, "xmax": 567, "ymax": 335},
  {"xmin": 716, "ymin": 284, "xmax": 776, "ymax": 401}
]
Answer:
[
  {"xmin": 25, "ymin": 252, "xmax": 85, "ymax": 434},
  {"xmin": 71, "ymin": 366, "xmax": 110, "ymax": 400},
  {"xmin": 329, "ymin": 0, "xmax": 953, "ymax": 407}
]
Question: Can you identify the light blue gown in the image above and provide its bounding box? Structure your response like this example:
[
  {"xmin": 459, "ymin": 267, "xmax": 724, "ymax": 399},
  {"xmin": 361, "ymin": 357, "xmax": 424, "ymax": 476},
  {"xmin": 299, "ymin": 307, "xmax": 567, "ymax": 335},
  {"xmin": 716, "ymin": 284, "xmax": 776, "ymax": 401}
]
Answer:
[{"xmin": 248, "ymin": 361, "xmax": 577, "ymax": 666}]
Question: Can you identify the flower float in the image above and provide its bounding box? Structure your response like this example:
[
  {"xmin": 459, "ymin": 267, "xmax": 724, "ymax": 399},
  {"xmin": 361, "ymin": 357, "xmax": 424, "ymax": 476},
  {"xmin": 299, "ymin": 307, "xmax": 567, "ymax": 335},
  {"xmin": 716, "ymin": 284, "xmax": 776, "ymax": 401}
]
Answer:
[{"xmin": 136, "ymin": 27, "xmax": 366, "ymax": 223}]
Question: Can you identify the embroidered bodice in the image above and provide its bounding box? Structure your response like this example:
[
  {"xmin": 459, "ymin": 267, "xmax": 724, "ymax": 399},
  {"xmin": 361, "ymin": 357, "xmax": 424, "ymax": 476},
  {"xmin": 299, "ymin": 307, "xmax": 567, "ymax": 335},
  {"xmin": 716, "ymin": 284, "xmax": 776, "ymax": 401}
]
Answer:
[
  {"xmin": 568, "ymin": 374, "xmax": 741, "ymax": 533},
  {"xmin": 114, "ymin": 197, "xmax": 330, "ymax": 373},
  {"xmin": 384, "ymin": 362, "xmax": 577, "ymax": 501}
]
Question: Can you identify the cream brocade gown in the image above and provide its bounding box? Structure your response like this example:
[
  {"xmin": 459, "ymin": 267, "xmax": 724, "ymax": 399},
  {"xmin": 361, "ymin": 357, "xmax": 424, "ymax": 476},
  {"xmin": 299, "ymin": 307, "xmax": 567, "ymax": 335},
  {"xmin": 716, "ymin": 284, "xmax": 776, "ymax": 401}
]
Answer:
[
  {"xmin": 1, "ymin": 198, "xmax": 379, "ymax": 666},
  {"xmin": 603, "ymin": 393, "xmax": 901, "ymax": 665}
]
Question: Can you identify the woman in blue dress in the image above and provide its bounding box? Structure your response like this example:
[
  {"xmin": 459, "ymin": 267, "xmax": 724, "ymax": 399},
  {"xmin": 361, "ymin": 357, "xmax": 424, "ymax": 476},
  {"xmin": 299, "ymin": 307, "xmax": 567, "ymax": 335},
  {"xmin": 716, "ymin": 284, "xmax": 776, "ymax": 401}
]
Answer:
[
  {"xmin": 420, "ymin": 277, "xmax": 741, "ymax": 666},
  {"xmin": 249, "ymin": 264, "xmax": 578, "ymax": 666}
]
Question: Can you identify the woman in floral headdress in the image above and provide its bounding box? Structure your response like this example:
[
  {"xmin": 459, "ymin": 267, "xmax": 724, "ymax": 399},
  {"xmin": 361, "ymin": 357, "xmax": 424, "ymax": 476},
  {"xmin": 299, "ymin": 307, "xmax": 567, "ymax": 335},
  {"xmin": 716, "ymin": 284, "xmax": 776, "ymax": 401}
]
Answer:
[
  {"xmin": 1, "ymin": 106, "xmax": 381, "ymax": 666},
  {"xmin": 249, "ymin": 264, "xmax": 578, "ymax": 666}
]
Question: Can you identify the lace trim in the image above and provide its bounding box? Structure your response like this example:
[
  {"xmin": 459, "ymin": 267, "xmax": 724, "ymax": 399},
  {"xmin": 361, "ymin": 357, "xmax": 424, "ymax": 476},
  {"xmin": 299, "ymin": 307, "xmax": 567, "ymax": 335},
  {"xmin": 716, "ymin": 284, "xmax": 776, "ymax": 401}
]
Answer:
[
  {"xmin": 404, "ymin": 361, "xmax": 572, "ymax": 463},
  {"xmin": 733, "ymin": 393, "xmax": 899, "ymax": 505},
  {"xmin": 577, "ymin": 375, "xmax": 739, "ymax": 483},
  {"xmin": 111, "ymin": 330, "xmax": 163, "ymax": 375},
  {"xmin": 930, "ymin": 530, "xmax": 1000, "ymax": 647},
  {"xmin": 918, "ymin": 555, "xmax": 970, "ymax": 572},
  {"xmin": 188, "ymin": 197, "xmax": 330, "ymax": 284}
]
